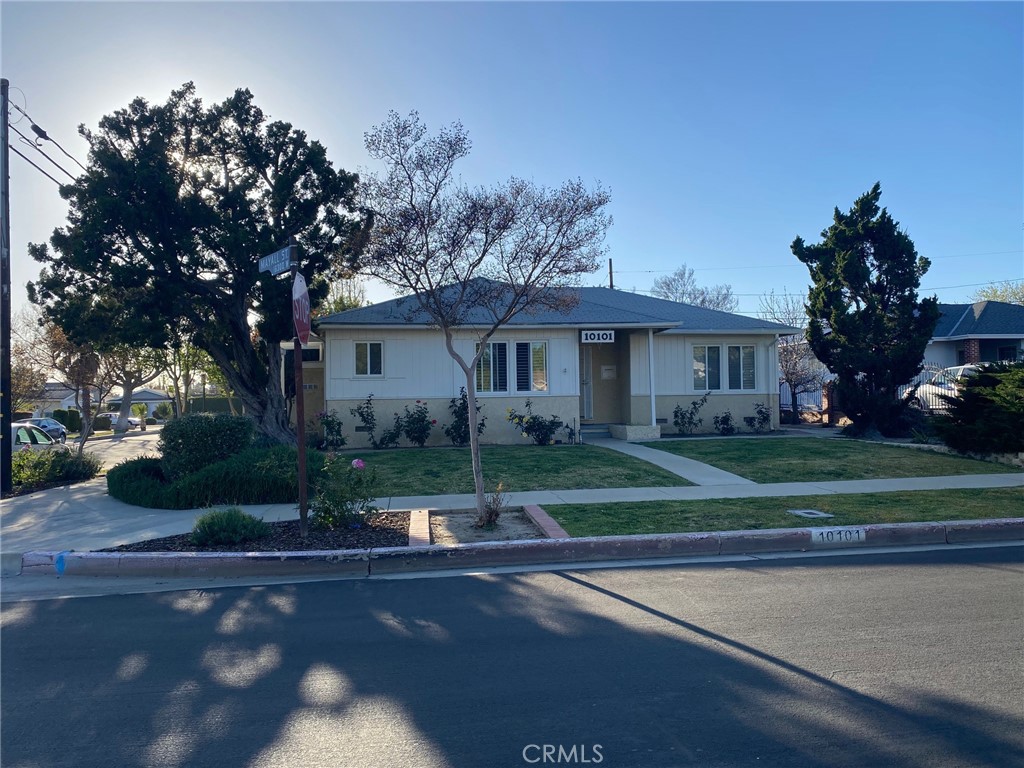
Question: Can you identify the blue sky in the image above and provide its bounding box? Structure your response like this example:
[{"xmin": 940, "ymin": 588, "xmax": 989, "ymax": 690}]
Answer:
[{"xmin": 3, "ymin": 1, "xmax": 1022, "ymax": 317}]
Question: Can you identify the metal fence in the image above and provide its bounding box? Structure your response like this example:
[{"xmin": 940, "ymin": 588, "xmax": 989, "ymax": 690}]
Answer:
[{"xmin": 779, "ymin": 361, "xmax": 955, "ymax": 414}]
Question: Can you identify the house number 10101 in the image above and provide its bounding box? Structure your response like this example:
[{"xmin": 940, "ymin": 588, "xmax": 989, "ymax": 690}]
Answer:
[
  {"xmin": 811, "ymin": 527, "xmax": 868, "ymax": 545},
  {"xmin": 582, "ymin": 330, "xmax": 615, "ymax": 343}
]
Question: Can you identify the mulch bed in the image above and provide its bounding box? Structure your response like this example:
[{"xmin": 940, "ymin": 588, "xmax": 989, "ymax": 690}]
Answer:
[{"xmin": 99, "ymin": 511, "xmax": 410, "ymax": 553}]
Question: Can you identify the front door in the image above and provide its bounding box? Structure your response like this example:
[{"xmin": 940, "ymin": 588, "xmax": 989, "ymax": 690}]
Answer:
[{"xmin": 580, "ymin": 341, "xmax": 623, "ymax": 423}]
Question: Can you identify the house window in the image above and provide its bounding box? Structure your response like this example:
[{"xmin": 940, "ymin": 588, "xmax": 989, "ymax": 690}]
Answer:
[
  {"xmin": 997, "ymin": 345, "xmax": 1019, "ymax": 362},
  {"xmin": 476, "ymin": 342, "xmax": 508, "ymax": 393},
  {"xmin": 355, "ymin": 341, "xmax": 383, "ymax": 377},
  {"xmin": 728, "ymin": 345, "xmax": 756, "ymax": 390},
  {"xmin": 693, "ymin": 346, "xmax": 721, "ymax": 390},
  {"xmin": 516, "ymin": 342, "xmax": 548, "ymax": 392}
]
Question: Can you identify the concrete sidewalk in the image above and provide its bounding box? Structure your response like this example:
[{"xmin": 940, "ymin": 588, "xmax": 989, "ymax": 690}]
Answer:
[{"xmin": 2, "ymin": 469, "xmax": 1021, "ymax": 563}]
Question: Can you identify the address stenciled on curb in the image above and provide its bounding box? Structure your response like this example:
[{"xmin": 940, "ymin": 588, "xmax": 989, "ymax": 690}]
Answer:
[
  {"xmin": 16, "ymin": 518, "xmax": 1024, "ymax": 578},
  {"xmin": 809, "ymin": 527, "xmax": 868, "ymax": 546}
]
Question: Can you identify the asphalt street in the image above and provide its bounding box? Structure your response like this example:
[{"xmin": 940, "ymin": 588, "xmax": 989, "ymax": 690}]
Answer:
[{"xmin": 2, "ymin": 546, "xmax": 1021, "ymax": 768}]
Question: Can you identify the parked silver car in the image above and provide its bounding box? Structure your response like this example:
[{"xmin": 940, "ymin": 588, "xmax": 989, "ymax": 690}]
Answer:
[{"xmin": 26, "ymin": 417, "xmax": 68, "ymax": 443}]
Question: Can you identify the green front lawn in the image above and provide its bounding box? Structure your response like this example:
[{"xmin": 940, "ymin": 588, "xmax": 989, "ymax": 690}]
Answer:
[
  {"xmin": 334, "ymin": 444, "xmax": 690, "ymax": 496},
  {"xmin": 641, "ymin": 438, "xmax": 1016, "ymax": 483},
  {"xmin": 548, "ymin": 487, "xmax": 1024, "ymax": 537}
]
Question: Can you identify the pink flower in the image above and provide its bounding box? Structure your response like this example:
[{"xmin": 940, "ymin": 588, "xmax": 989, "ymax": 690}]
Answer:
[
  {"xmin": 431, "ymin": 419, "xmax": 437, "ymax": 424},
  {"xmin": 351, "ymin": 458, "xmax": 366, "ymax": 470}
]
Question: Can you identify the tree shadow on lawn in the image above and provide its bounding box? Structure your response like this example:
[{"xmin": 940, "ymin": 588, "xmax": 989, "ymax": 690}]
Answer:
[{"xmin": 2, "ymin": 550, "xmax": 1021, "ymax": 767}]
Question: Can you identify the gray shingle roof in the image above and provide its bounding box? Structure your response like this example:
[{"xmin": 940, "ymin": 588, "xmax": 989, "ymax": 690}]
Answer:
[
  {"xmin": 317, "ymin": 285, "xmax": 798, "ymax": 334},
  {"xmin": 934, "ymin": 301, "xmax": 1024, "ymax": 338}
]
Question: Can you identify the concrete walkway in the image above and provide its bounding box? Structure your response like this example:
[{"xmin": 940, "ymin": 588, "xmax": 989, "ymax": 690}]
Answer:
[{"xmin": 586, "ymin": 437, "xmax": 755, "ymax": 485}]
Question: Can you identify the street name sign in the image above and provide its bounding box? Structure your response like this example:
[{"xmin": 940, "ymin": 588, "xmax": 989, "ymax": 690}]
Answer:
[{"xmin": 259, "ymin": 245, "xmax": 293, "ymax": 276}]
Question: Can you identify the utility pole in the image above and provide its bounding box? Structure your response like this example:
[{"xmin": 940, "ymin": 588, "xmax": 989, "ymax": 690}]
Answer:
[
  {"xmin": 608, "ymin": 258, "xmax": 614, "ymax": 290},
  {"xmin": 1, "ymin": 78, "xmax": 13, "ymax": 495}
]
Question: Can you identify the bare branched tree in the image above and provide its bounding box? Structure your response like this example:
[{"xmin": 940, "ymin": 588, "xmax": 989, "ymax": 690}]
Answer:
[
  {"xmin": 759, "ymin": 289, "xmax": 827, "ymax": 423},
  {"xmin": 360, "ymin": 111, "xmax": 612, "ymax": 522},
  {"xmin": 651, "ymin": 264, "xmax": 738, "ymax": 311}
]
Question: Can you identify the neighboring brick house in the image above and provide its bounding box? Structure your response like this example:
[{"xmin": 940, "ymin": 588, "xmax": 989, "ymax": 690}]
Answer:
[{"xmin": 926, "ymin": 301, "xmax": 1024, "ymax": 367}]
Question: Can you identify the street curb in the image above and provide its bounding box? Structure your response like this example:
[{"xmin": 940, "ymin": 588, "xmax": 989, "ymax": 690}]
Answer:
[{"xmin": 15, "ymin": 518, "xmax": 1023, "ymax": 579}]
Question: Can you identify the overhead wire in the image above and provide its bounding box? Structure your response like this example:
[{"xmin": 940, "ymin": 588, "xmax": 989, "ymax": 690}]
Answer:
[
  {"xmin": 9, "ymin": 124, "xmax": 77, "ymax": 180},
  {"xmin": 9, "ymin": 101, "xmax": 88, "ymax": 173},
  {"xmin": 8, "ymin": 144, "xmax": 62, "ymax": 186}
]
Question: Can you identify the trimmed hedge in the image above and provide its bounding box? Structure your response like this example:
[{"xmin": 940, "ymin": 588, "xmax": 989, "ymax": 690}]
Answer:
[
  {"xmin": 12, "ymin": 449, "xmax": 102, "ymax": 493},
  {"xmin": 107, "ymin": 446, "xmax": 326, "ymax": 509},
  {"xmin": 192, "ymin": 508, "xmax": 270, "ymax": 547},
  {"xmin": 158, "ymin": 413, "xmax": 255, "ymax": 481}
]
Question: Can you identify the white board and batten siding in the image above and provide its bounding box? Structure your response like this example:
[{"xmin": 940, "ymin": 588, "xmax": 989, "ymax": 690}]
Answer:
[
  {"xmin": 628, "ymin": 333, "xmax": 780, "ymax": 397},
  {"xmin": 326, "ymin": 327, "xmax": 579, "ymax": 401}
]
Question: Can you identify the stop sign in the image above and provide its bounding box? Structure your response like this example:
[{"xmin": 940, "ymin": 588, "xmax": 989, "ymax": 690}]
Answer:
[{"xmin": 292, "ymin": 272, "xmax": 311, "ymax": 345}]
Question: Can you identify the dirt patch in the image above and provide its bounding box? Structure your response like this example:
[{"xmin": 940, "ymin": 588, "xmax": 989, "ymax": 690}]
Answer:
[{"xmin": 430, "ymin": 508, "xmax": 546, "ymax": 546}]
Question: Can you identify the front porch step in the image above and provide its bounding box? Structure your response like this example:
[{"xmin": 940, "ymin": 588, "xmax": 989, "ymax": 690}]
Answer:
[{"xmin": 580, "ymin": 423, "xmax": 613, "ymax": 441}]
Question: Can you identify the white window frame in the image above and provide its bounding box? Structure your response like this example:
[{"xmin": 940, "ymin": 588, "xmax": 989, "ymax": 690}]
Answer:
[
  {"xmin": 354, "ymin": 341, "xmax": 384, "ymax": 377},
  {"xmin": 727, "ymin": 345, "xmax": 756, "ymax": 390},
  {"xmin": 475, "ymin": 341, "xmax": 508, "ymax": 394},
  {"xmin": 693, "ymin": 345, "xmax": 722, "ymax": 391},
  {"xmin": 515, "ymin": 341, "xmax": 549, "ymax": 393},
  {"xmin": 694, "ymin": 344, "xmax": 757, "ymax": 392}
]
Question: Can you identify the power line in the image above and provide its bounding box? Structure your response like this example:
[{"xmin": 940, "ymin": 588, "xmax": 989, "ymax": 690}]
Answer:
[
  {"xmin": 9, "ymin": 101, "xmax": 87, "ymax": 173},
  {"xmin": 10, "ymin": 124, "xmax": 76, "ymax": 180},
  {"xmin": 8, "ymin": 144, "xmax": 62, "ymax": 185}
]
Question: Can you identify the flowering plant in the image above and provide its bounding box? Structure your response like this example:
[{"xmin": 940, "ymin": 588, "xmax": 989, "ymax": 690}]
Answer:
[
  {"xmin": 402, "ymin": 401, "xmax": 434, "ymax": 447},
  {"xmin": 315, "ymin": 409, "xmax": 346, "ymax": 450},
  {"xmin": 506, "ymin": 400, "xmax": 563, "ymax": 446},
  {"xmin": 310, "ymin": 455, "xmax": 380, "ymax": 529}
]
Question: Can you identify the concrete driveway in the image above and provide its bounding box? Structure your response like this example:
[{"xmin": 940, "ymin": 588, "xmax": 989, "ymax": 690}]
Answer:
[{"xmin": 75, "ymin": 426, "xmax": 163, "ymax": 469}]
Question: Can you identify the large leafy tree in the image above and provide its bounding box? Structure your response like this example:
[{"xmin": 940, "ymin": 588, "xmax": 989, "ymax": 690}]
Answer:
[
  {"xmin": 360, "ymin": 111, "xmax": 611, "ymax": 521},
  {"xmin": 972, "ymin": 281, "xmax": 1023, "ymax": 306},
  {"xmin": 792, "ymin": 183, "xmax": 940, "ymax": 435},
  {"xmin": 28, "ymin": 83, "xmax": 366, "ymax": 443}
]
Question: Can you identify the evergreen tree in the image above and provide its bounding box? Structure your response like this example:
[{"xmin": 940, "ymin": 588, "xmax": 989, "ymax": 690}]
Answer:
[{"xmin": 792, "ymin": 183, "xmax": 940, "ymax": 435}]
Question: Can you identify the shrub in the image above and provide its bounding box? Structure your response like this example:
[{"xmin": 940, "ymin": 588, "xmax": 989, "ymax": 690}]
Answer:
[
  {"xmin": 443, "ymin": 387, "xmax": 486, "ymax": 447},
  {"xmin": 377, "ymin": 412, "xmax": 403, "ymax": 450},
  {"xmin": 673, "ymin": 393, "xmax": 710, "ymax": 434},
  {"xmin": 153, "ymin": 402, "xmax": 174, "ymax": 420},
  {"xmin": 158, "ymin": 413, "xmax": 255, "ymax": 481},
  {"xmin": 107, "ymin": 447, "xmax": 326, "ymax": 509},
  {"xmin": 191, "ymin": 508, "xmax": 270, "ymax": 547},
  {"xmin": 311, "ymin": 455, "xmax": 381, "ymax": 530},
  {"xmin": 713, "ymin": 410, "xmax": 736, "ymax": 436},
  {"xmin": 106, "ymin": 457, "xmax": 170, "ymax": 507},
  {"xmin": 477, "ymin": 481, "xmax": 508, "ymax": 528},
  {"xmin": 402, "ymin": 401, "xmax": 435, "ymax": 447},
  {"xmin": 350, "ymin": 394, "xmax": 379, "ymax": 447},
  {"xmin": 314, "ymin": 409, "xmax": 346, "ymax": 450},
  {"xmin": 507, "ymin": 400, "xmax": 563, "ymax": 445},
  {"xmin": 742, "ymin": 402, "xmax": 772, "ymax": 433},
  {"xmin": 92, "ymin": 415, "xmax": 113, "ymax": 432},
  {"xmin": 145, "ymin": 417, "xmax": 158, "ymax": 426},
  {"xmin": 12, "ymin": 448, "xmax": 102, "ymax": 492},
  {"xmin": 934, "ymin": 362, "xmax": 1024, "ymax": 454}
]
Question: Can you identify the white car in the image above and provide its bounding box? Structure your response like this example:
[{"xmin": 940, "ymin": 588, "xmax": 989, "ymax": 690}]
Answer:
[
  {"xmin": 906, "ymin": 365, "xmax": 982, "ymax": 411},
  {"xmin": 11, "ymin": 422, "xmax": 69, "ymax": 452},
  {"xmin": 95, "ymin": 412, "xmax": 142, "ymax": 429}
]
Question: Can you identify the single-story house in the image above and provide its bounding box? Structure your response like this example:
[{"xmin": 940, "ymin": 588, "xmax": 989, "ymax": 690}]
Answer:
[
  {"xmin": 925, "ymin": 301, "xmax": 1024, "ymax": 367},
  {"xmin": 106, "ymin": 387, "xmax": 176, "ymax": 417},
  {"xmin": 314, "ymin": 285, "xmax": 799, "ymax": 446},
  {"xmin": 28, "ymin": 382, "xmax": 101, "ymax": 418}
]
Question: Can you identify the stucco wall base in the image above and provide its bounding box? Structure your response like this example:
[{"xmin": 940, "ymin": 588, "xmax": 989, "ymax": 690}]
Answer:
[
  {"xmin": 323, "ymin": 395, "xmax": 581, "ymax": 448},
  {"xmin": 636, "ymin": 393, "xmax": 783, "ymax": 434},
  {"xmin": 609, "ymin": 424, "xmax": 662, "ymax": 441}
]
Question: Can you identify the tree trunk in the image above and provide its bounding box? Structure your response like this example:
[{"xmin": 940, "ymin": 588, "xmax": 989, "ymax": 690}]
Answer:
[{"xmin": 464, "ymin": 375, "xmax": 487, "ymax": 518}]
